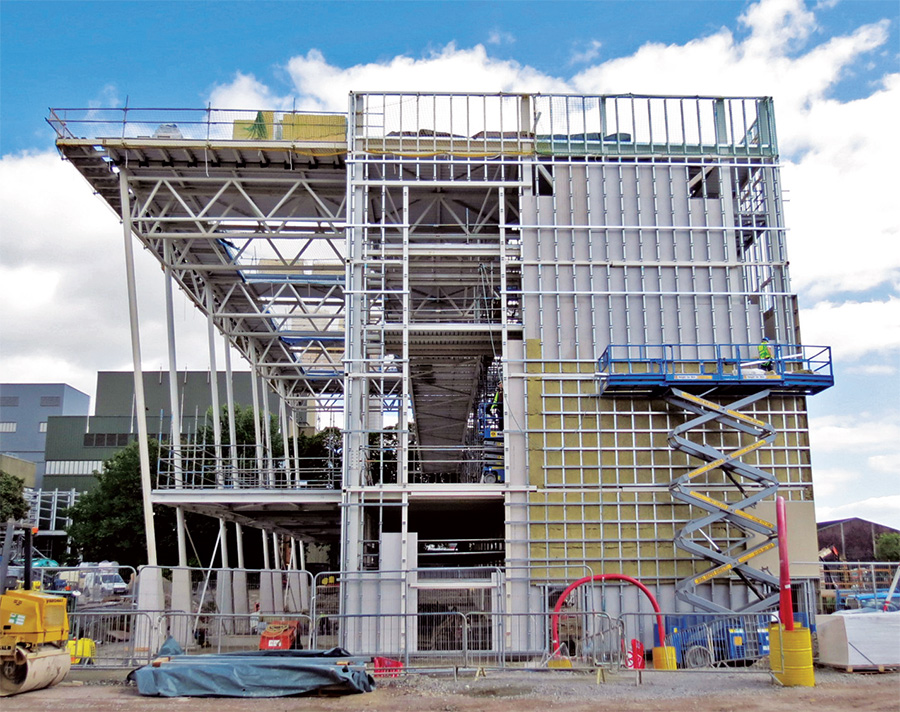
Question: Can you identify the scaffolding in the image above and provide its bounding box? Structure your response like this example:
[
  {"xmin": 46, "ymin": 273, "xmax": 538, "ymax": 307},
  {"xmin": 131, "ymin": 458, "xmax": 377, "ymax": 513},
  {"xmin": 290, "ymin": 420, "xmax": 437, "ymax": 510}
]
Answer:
[{"xmin": 49, "ymin": 93, "xmax": 831, "ymax": 635}]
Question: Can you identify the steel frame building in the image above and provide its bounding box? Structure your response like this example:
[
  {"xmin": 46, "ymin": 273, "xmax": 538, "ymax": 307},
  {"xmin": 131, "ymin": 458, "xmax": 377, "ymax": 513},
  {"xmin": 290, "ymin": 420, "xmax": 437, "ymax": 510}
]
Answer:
[{"xmin": 49, "ymin": 93, "xmax": 832, "ymax": 647}]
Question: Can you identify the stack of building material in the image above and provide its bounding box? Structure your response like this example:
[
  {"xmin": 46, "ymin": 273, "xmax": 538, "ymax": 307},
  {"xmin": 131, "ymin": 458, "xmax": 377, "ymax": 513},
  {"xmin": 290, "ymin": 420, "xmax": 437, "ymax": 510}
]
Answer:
[{"xmin": 815, "ymin": 612, "xmax": 900, "ymax": 671}]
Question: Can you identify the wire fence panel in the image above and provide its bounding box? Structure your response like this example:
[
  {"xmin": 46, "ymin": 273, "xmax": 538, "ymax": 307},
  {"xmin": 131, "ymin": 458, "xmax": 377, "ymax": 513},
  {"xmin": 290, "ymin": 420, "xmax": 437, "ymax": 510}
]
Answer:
[
  {"xmin": 816, "ymin": 561, "xmax": 900, "ymax": 612},
  {"xmin": 621, "ymin": 611, "xmax": 775, "ymax": 671},
  {"xmin": 160, "ymin": 611, "xmax": 313, "ymax": 655},
  {"xmin": 137, "ymin": 566, "xmax": 314, "ymax": 619},
  {"xmin": 69, "ymin": 611, "xmax": 156, "ymax": 669}
]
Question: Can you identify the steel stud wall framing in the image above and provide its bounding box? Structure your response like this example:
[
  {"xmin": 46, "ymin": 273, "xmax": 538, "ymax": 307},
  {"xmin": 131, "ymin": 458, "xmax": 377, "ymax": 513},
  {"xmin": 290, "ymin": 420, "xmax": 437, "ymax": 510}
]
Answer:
[{"xmin": 51, "ymin": 93, "xmax": 820, "ymax": 630}]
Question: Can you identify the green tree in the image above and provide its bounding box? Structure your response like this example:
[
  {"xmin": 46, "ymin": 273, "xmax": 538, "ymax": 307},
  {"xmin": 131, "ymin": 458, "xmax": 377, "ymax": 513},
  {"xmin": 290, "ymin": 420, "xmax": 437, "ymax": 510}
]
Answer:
[
  {"xmin": 64, "ymin": 440, "xmax": 218, "ymax": 569},
  {"xmin": 65, "ymin": 410, "xmax": 343, "ymax": 569},
  {"xmin": 65, "ymin": 440, "xmax": 158, "ymax": 568},
  {"xmin": 195, "ymin": 404, "xmax": 283, "ymax": 454},
  {"xmin": 875, "ymin": 531, "xmax": 900, "ymax": 561},
  {"xmin": 0, "ymin": 471, "xmax": 29, "ymax": 523}
]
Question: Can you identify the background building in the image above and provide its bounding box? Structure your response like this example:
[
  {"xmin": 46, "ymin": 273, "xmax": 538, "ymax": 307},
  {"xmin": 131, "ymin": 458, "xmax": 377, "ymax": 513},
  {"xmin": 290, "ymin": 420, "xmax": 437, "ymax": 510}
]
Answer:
[
  {"xmin": 0, "ymin": 383, "xmax": 89, "ymax": 486},
  {"xmin": 50, "ymin": 93, "xmax": 833, "ymax": 651},
  {"xmin": 818, "ymin": 518, "xmax": 900, "ymax": 562},
  {"xmin": 43, "ymin": 371, "xmax": 257, "ymax": 491}
]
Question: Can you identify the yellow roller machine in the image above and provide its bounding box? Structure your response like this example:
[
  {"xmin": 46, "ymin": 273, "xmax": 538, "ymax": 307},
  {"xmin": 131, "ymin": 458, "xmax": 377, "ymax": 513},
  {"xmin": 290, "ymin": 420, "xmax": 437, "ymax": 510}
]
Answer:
[{"xmin": 0, "ymin": 522, "xmax": 71, "ymax": 696}]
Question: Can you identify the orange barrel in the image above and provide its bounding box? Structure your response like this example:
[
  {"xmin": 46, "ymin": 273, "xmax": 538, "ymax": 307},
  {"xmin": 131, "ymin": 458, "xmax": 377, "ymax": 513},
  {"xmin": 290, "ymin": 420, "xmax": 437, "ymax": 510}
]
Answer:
[{"xmin": 768, "ymin": 623, "xmax": 815, "ymax": 687}]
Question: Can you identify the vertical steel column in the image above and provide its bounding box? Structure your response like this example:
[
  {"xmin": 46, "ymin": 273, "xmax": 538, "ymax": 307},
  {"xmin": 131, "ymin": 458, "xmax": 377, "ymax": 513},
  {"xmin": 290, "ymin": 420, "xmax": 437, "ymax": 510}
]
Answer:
[
  {"xmin": 399, "ymin": 185, "xmax": 410, "ymax": 487},
  {"xmin": 163, "ymin": 240, "xmax": 187, "ymax": 567},
  {"xmin": 205, "ymin": 284, "xmax": 228, "ymax": 567},
  {"xmin": 223, "ymin": 335, "xmax": 239, "ymax": 486},
  {"xmin": 278, "ymin": 387, "xmax": 292, "ymax": 487},
  {"xmin": 341, "ymin": 91, "xmax": 368, "ymax": 572},
  {"xmin": 205, "ymin": 284, "xmax": 224, "ymax": 487},
  {"xmin": 118, "ymin": 169, "xmax": 157, "ymax": 566},
  {"xmin": 261, "ymin": 376, "xmax": 274, "ymax": 487},
  {"xmin": 235, "ymin": 522, "xmax": 245, "ymax": 570},
  {"xmin": 250, "ymin": 344, "xmax": 265, "ymax": 487},
  {"xmin": 272, "ymin": 532, "xmax": 281, "ymax": 569}
]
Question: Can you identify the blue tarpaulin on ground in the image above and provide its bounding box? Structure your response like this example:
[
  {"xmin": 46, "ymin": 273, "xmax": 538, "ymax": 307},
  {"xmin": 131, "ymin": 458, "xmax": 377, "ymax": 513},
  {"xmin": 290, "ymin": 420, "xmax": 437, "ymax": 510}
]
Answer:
[{"xmin": 129, "ymin": 638, "xmax": 375, "ymax": 697}]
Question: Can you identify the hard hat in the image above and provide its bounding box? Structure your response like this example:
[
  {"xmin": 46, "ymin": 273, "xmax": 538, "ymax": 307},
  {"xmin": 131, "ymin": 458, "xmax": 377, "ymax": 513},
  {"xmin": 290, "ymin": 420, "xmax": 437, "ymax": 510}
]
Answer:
[{"xmin": 761, "ymin": 337, "xmax": 769, "ymax": 342}]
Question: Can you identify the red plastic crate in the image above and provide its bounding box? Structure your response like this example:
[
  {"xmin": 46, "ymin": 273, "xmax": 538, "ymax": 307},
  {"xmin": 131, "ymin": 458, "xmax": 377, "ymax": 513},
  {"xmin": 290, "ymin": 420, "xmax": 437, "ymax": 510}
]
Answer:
[{"xmin": 373, "ymin": 656, "xmax": 404, "ymax": 677}]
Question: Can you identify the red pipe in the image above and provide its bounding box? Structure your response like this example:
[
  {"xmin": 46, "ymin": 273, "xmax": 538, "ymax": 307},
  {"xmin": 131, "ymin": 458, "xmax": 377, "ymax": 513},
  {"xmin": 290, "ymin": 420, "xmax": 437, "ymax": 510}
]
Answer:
[
  {"xmin": 776, "ymin": 496, "xmax": 794, "ymax": 631},
  {"xmin": 550, "ymin": 574, "xmax": 665, "ymax": 654}
]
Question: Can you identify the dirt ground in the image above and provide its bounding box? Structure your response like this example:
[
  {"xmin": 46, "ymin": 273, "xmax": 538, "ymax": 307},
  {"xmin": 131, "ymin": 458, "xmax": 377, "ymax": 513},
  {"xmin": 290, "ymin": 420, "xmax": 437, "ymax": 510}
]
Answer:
[{"xmin": 4, "ymin": 667, "xmax": 898, "ymax": 712}]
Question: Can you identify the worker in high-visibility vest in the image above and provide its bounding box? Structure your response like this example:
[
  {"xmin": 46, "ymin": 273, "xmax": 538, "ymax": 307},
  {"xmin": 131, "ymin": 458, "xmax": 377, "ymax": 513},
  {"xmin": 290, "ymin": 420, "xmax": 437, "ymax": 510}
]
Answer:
[
  {"xmin": 490, "ymin": 383, "xmax": 504, "ymax": 429},
  {"xmin": 758, "ymin": 337, "xmax": 774, "ymax": 371}
]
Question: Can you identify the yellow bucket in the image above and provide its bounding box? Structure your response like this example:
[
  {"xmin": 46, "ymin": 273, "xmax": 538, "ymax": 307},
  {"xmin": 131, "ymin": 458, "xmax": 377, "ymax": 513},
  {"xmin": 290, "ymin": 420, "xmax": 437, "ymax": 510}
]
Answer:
[
  {"xmin": 768, "ymin": 623, "xmax": 815, "ymax": 687},
  {"xmin": 652, "ymin": 645, "xmax": 677, "ymax": 670}
]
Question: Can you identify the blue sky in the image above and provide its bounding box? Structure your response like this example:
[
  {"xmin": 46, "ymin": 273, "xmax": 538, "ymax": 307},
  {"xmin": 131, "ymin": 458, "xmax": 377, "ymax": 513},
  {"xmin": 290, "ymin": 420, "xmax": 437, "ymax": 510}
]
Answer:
[
  {"xmin": 1, "ymin": 0, "xmax": 898, "ymax": 529},
  {"xmin": 2, "ymin": 0, "xmax": 897, "ymax": 154}
]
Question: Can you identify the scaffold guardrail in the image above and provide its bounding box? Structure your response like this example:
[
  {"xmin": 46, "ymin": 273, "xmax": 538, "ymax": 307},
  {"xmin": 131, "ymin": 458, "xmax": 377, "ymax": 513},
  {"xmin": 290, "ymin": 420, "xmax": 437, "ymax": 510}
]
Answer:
[{"xmin": 597, "ymin": 342, "xmax": 833, "ymax": 395}]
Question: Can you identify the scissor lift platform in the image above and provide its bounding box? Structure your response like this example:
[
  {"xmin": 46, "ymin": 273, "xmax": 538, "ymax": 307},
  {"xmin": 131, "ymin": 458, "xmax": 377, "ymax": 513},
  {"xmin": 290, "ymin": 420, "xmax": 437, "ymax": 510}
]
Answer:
[
  {"xmin": 597, "ymin": 343, "xmax": 833, "ymax": 397},
  {"xmin": 596, "ymin": 343, "xmax": 833, "ymax": 614}
]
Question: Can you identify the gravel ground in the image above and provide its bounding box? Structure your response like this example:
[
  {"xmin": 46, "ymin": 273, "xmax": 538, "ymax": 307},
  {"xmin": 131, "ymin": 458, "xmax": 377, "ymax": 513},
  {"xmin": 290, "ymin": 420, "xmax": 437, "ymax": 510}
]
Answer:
[{"xmin": 4, "ymin": 666, "xmax": 897, "ymax": 712}]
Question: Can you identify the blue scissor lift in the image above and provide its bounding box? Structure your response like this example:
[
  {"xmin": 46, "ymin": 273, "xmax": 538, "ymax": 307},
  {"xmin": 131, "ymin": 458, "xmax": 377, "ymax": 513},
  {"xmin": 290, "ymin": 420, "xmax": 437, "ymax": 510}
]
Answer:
[
  {"xmin": 597, "ymin": 343, "xmax": 833, "ymax": 614},
  {"xmin": 476, "ymin": 400, "xmax": 505, "ymax": 484}
]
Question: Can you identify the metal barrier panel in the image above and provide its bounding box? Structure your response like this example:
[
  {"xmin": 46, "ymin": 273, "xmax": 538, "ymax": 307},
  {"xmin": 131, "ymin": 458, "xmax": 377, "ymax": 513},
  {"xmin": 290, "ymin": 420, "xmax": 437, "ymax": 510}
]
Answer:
[
  {"xmin": 501, "ymin": 610, "xmax": 624, "ymax": 669},
  {"xmin": 312, "ymin": 612, "xmax": 466, "ymax": 667},
  {"xmin": 69, "ymin": 610, "xmax": 156, "ymax": 668},
  {"xmin": 38, "ymin": 564, "xmax": 137, "ymax": 607},
  {"xmin": 137, "ymin": 566, "xmax": 314, "ymax": 618},
  {"xmin": 817, "ymin": 561, "xmax": 900, "ymax": 612},
  {"xmin": 622, "ymin": 611, "xmax": 775, "ymax": 670},
  {"xmin": 160, "ymin": 611, "xmax": 313, "ymax": 654}
]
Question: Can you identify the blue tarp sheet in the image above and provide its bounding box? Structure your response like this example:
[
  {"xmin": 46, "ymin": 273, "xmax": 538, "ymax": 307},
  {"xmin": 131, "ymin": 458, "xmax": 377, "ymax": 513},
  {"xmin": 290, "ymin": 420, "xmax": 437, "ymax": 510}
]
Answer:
[{"xmin": 129, "ymin": 638, "xmax": 375, "ymax": 697}]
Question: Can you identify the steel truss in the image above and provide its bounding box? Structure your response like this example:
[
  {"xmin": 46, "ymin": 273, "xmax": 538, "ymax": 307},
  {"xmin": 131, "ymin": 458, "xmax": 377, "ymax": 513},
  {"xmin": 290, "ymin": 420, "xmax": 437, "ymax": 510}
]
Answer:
[{"xmin": 129, "ymin": 169, "xmax": 346, "ymax": 412}]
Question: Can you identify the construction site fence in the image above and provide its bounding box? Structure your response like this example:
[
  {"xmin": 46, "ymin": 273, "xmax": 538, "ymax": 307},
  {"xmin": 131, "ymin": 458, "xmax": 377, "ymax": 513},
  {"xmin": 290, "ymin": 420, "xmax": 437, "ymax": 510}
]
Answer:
[
  {"xmin": 131, "ymin": 561, "xmax": 897, "ymax": 625},
  {"xmin": 146, "ymin": 610, "xmax": 625, "ymax": 672},
  {"xmin": 814, "ymin": 560, "xmax": 899, "ymax": 612},
  {"xmin": 68, "ymin": 610, "xmax": 158, "ymax": 669},
  {"xmin": 621, "ymin": 611, "xmax": 776, "ymax": 672},
  {"xmin": 31, "ymin": 564, "xmax": 138, "ymax": 606},
  {"xmin": 134, "ymin": 566, "xmax": 315, "ymax": 618},
  {"xmin": 68, "ymin": 607, "xmax": 780, "ymax": 673}
]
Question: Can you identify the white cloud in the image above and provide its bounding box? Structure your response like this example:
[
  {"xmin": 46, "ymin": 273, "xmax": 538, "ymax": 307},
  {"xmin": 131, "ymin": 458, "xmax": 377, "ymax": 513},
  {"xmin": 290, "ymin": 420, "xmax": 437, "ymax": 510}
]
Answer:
[
  {"xmin": 89, "ymin": 84, "xmax": 121, "ymax": 109},
  {"xmin": 811, "ymin": 465, "xmax": 858, "ymax": 498},
  {"xmin": 739, "ymin": 0, "xmax": 818, "ymax": 55},
  {"xmin": 799, "ymin": 298, "xmax": 900, "ymax": 360},
  {"xmin": 487, "ymin": 30, "xmax": 515, "ymax": 46},
  {"xmin": 282, "ymin": 46, "xmax": 569, "ymax": 113},
  {"xmin": 570, "ymin": 40, "xmax": 602, "ymax": 66},
  {"xmin": 783, "ymin": 74, "xmax": 900, "ymax": 298},
  {"xmin": 809, "ymin": 413, "xmax": 900, "ymax": 453},
  {"xmin": 0, "ymin": 151, "xmax": 225, "ymax": 401},
  {"xmin": 816, "ymin": 494, "xmax": 900, "ymax": 530},
  {"xmin": 846, "ymin": 363, "xmax": 897, "ymax": 376},
  {"xmin": 869, "ymin": 454, "xmax": 900, "ymax": 474},
  {"xmin": 208, "ymin": 72, "xmax": 292, "ymax": 110},
  {"xmin": 0, "ymin": 264, "xmax": 61, "ymax": 309}
]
